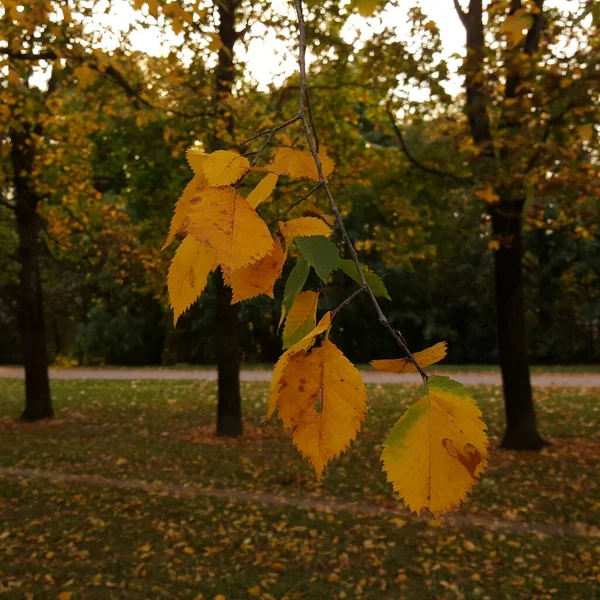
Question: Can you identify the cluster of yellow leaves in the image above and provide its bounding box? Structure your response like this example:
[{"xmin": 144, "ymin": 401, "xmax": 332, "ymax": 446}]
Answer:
[
  {"xmin": 164, "ymin": 145, "xmax": 488, "ymax": 517},
  {"xmin": 164, "ymin": 146, "xmax": 335, "ymax": 324},
  {"xmin": 268, "ymin": 321, "xmax": 488, "ymax": 514}
]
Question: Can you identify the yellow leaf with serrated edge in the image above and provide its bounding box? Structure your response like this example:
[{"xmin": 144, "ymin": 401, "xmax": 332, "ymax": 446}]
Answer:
[
  {"xmin": 267, "ymin": 147, "xmax": 334, "ymax": 181},
  {"xmin": 186, "ymin": 147, "xmax": 208, "ymax": 175},
  {"xmin": 226, "ymin": 237, "xmax": 285, "ymax": 303},
  {"xmin": 277, "ymin": 339, "xmax": 367, "ymax": 479},
  {"xmin": 381, "ymin": 376, "xmax": 488, "ymax": 516},
  {"xmin": 282, "ymin": 290, "xmax": 318, "ymax": 349},
  {"xmin": 279, "ymin": 217, "xmax": 332, "ymax": 246},
  {"xmin": 168, "ymin": 236, "xmax": 217, "ymax": 325},
  {"xmin": 247, "ymin": 173, "xmax": 279, "ymax": 208},
  {"xmin": 500, "ymin": 9, "xmax": 533, "ymax": 46},
  {"xmin": 307, "ymin": 204, "xmax": 335, "ymax": 225},
  {"xmin": 371, "ymin": 342, "xmax": 447, "ymax": 374},
  {"xmin": 202, "ymin": 151, "xmax": 250, "ymax": 186},
  {"xmin": 267, "ymin": 312, "xmax": 331, "ymax": 420},
  {"xmin": 186, "ymin": 187, "xmax": 273, "ymax": 272},
  {"xmin": 162, "ymin": 174, "xmax": 208, "ymax": 250}
]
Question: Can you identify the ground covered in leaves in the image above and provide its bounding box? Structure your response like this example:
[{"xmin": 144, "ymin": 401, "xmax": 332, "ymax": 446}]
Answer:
[{"xmin": 0, "ymin": 379, "xmax": 598, "ymax": 599}]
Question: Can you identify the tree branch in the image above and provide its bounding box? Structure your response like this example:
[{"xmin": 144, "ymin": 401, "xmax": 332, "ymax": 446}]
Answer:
[
  {"xmin": 453, "ymin": 0, "xmax": 468, "ymax": 28},
  {"xmin": 292, "ymin": 0, "xmax": 428, "ymax": 383},
  {"xmin": 386, "ymin": 104, "xmax": 471, "ymax": 183},
  {"xmin": 330, "ymin": 286, "xmax": 365, "ymax": 320}
]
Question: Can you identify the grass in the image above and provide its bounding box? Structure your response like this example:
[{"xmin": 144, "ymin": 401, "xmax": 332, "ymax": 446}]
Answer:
[{"xmin": 0, "ymin": 379, "xmax": 599, "ymax": 599}]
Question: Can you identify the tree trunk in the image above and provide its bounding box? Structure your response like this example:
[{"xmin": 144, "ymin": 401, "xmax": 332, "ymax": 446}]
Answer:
[
  {"xmin": 215, "ymin": 269, "xmax": 242, "ymax": 436},
  {"xmin": 11, "ymin": 125, "xmax": 53, "ymax": 421},
  {"xmin": 212, "ymin": 0, "xmax": 243, "ymax": 436},
  {"xmin": 492, "ymin": 206, "xmax": 547, "ymax": 449}
]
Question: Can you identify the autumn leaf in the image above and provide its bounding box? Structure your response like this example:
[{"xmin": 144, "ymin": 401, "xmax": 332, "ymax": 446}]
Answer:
[
  {"xmin": 226, "ymin": 236, "xmax": 285, "ymax": 303},
  {"xmin": 282, "ymin": 290, "xmax": 319, "ymax": 349},
  {"xmin": 353, "ymin": 0, "xmax": 379, "ymax": 17},
  {"xmin": 167, "ymin": 236, "xmax": 217, "ymax": 325},
  {"xmin": 279, "ymin": 256, "xmax": 311, "ymax": 329},
  {"xmin": 307, "ymin": 204, "xmax": 335, "ymax": 225},
  {"xmin": 381, "ymin": 376, "xmax": 489, "ymax": 516},
  {"xmin": 201, "ymin": 150, "xmax": 250, "ymax": 186},
  {"xmin": 276, "ymin": 339, "xmax": 368, "ymax": 479},
  {"xmin": 246, "ymin": 173, "xmax": 279, "ymax": 208},
  {"xmin": 186, "ymin": 147, "xmax": 207, "ymax": 175},
  {"xmin": 279, "ymin": 217, "xmax": 332, "ymax": 246},
  {"xmin": 162, "ymin": 174, "xmax": 207, "ymax": 250},
  {"xmin": 185, "ymin": 186, "xmax": 273, "ymax": 272},
  {"xmin": 371, "ymin": 342, "xmax": 448, "ymax": 374},
  {"xmin": 500, "ymin": 9, "xmax": 534, "ymax": 46},
  {"xmin": 475, "ymin": 186, "xmax": 500, "ymax": 204},
  {"xmin": 267, "ymin": 312, "xmax": 331, "ymax": 420},
  {"xmin": 208, "ymin": 33, "xmax": 223, "ymax": 52},
  {"xmin": 267, "ymin": 147, "xmax": 335, "ymax": 181}
]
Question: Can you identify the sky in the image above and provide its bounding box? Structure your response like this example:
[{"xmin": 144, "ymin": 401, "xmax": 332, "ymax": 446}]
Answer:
[{"xmin": 96, "ymin": 0, "xmax": 466, "ymax": 91}]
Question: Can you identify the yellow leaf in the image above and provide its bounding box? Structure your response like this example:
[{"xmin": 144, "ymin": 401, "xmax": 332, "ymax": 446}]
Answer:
[
  {"xmin": 307, "ymin": 204, "xmax": 335, "ymax": 225},
  {"xmin": 162, "ymin": 174, "xmax": 208, "ymax": 250},
  {"xmin": 577, "ymin": 123, "xmax": 594, "ymax": 143},
  {"xmin": 146, "ymin": 0, "xmax": 159, "ymax": 17},
  {"xmin": 168, "ymin": 236, "xmax": 218, "ymax": 325},
  {"xmin": 226, "ymin": 237, "xmax": 285, "ymax": 303},
  {"xmin": 186, "ymin": 147, "xmax": 208, "ymax": 175},
  {"xmin": 279, "ymin": 217, "xmax": 332, "ymax": 246},
  {"xmin": 488, "ymin": 239, "xmax": 501, "ymax": 251},
  {"xmin": 186, "ymin": 187, "xmax": 273, "ymax": 272},
  {"xmin": 58, "ymin": 593, "xmax": 73, "ymax": 600},
  {"xmin": 267, "ymin": 312, "xmax": 331, "ymax": 420},
  {"xmin": 246, "ymin": 173, "xmax": 279, "ymax": 208},
  {"xmin": 354, "ymin": 0, "xmax": 379, "ymax": 17},
  {"xmin": 371, "ymin": 342, "xmax": 448, "ymax": 374},
  {"xmin": 500, "ymin": 9, "xmax": 534, "ymax": 46},
  {"xmin": 202, "ymin": 150, "xmax": 250, "ymax": 186},
  {"xmin": 381, "ymin": 376, "xmax": 489, "ymax": 516},
  {"xmin": 267, "ymin": 147, "xmax": 335, "ymax": 181},
  {"xmin": 282, "ymin": 290, "xmax": 319, "ymax": 349},
  {"xmin": 474, "ymin": 186, "xmax": 500, "ymax": 204},
  {"xmin": 248, "ymin": 586, "xmax": 261, "ymax": 597},
  {"xmin": 208, "ymin": 33, "xmax": 223, "ymax": 52},
  {"xmin": 276, "ymin": 339, "xmax": 368, "ymax": 479}
]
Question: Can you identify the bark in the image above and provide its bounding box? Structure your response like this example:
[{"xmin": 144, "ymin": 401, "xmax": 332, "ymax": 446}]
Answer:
[
  {"xmin": 492, "ymin": 204, "xmax": 547, "ymax": 449},
  {"xmin": 11, "ymin": 124, "xmax": 53, "ymax": 421},
  {"xmin": 215, "ymin": 270, "xmax": 243, "ymax": 437},
  {"xmin": 213, "ymin": 0, "xmax": 243, "ymax": 436},
  {"xmin": 458, "ymin": 0, "xmax": 547, "ymax": 448}
]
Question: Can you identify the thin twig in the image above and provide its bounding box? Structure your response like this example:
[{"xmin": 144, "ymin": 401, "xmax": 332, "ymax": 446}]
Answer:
[
  {"xmin": 386, "ymin": 103, "xmax": 470, "ymax": 183},
  {"xmin": 241, "ymin": 115, "xmax": 301, "ymax": 146},
  {"xmin": 330, "ymin": 286, "xmax": 366, "ymax": 320},
  {"xmin": 268, "ymin": 183, "xmax": 322, "ymax": 226},
  {"xmin": 292, "ymin": 0, "xmax": 428, "ymax": 384}
]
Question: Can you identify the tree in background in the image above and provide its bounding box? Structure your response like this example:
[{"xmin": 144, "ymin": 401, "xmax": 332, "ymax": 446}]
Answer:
[{"xmin": 354, "ymin": 0, "xmax": 598, "ymax": 449}]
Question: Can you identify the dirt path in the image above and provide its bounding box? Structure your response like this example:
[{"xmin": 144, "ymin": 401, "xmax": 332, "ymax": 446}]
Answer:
[
  {"xmin": 1, "ymin": 466, "xmax": 597, "ymax": 538},
  {"xmin": 1, "ymin": 367, "xmax": 599, "ymax": 387}
]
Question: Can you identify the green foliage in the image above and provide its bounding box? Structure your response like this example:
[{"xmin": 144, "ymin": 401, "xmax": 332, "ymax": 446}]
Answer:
[{"xmin": 295, "ymin": 235, "xmax": 340, "ymax": 283}]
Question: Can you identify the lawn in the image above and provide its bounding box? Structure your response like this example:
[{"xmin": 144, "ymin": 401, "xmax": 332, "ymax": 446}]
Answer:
[{"xmin": 0, "ymin": 379, "xmax": 598, "ymax": 599}]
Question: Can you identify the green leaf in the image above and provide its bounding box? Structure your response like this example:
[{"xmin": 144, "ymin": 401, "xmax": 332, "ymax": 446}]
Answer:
[
  {"xmin": 282, "ymin": 255, "xmax": 311, "ymax": 314},
  {"xmin": 296, "ymin": 236, "xmax": 339, "ymax": 283},
  {"xmin": 338, "ymin": 258, "xmax": 391, "ymax": 300}
]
